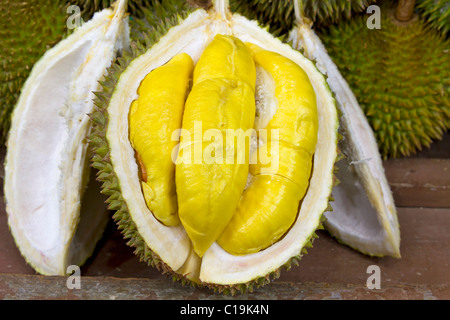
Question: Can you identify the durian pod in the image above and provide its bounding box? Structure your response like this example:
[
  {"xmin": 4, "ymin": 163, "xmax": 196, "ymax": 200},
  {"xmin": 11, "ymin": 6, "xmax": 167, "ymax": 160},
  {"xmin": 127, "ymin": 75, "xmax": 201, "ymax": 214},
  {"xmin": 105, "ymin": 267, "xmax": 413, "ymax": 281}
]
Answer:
[
  {"xmin": 4, "ymin": 0, "xmax": 130, "ymax": 275},
  {"xmin": 288, "ymin": 1, "xmax": 400, "ymax": 257},
  {"xmin": 91, "ymin": 0, "xmax": 338, "ymax": 293}
]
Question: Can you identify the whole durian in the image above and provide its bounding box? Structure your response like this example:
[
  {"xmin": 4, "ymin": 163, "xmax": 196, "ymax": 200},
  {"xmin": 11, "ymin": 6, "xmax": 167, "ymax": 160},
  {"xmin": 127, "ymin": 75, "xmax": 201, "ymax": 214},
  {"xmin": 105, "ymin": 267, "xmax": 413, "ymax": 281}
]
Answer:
[
  {"xmin": 89, "ymin": 0, "xmax": 339, "ymax": 294},
  {"xmin": 0, "ymin": 0, "xmax": 68, "ymax": 145},
  {"xmin": 319, "ymin": 0, "xmax": 450, "ymax": 158}
]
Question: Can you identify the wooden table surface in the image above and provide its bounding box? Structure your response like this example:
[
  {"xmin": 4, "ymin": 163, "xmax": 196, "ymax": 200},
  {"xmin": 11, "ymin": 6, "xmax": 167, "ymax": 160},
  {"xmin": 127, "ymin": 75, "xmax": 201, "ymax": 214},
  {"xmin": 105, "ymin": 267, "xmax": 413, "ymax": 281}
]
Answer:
[{"xmin": 1, "ymin": 133, "xmax": 449, "ymax": 300}]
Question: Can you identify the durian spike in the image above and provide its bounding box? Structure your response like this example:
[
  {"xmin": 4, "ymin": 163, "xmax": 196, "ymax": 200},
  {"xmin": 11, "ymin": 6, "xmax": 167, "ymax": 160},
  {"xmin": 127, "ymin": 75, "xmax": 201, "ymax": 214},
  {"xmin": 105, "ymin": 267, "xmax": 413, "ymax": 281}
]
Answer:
[{"xmin": 289, "ymin": 0, "xmax": 400, "ymax": 258}]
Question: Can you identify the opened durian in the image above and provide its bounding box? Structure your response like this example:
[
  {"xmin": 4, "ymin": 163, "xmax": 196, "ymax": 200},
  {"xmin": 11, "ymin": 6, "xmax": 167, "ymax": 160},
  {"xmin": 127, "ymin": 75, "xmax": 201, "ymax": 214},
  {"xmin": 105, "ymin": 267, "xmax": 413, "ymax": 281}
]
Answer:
[
  {"xmin": 90, "ymin": 0, "xmax": 338, "ymax": 292},
  {"xmin": 4, "ymin": 0, "xmax": 130, "ymax": 275}
]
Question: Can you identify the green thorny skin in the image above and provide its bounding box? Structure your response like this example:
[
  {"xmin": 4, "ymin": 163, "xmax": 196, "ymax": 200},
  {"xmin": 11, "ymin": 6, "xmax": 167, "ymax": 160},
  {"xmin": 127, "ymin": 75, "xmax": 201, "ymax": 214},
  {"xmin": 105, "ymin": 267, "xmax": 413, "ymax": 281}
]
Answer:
[
  {"xmin": 231, "ymin": 0, "xmax": 376, "ymax": 36},
  {"xmin": 0, "ymin": 0, "xmax": 190, "ymax": 145},
  {"xmin": 319, "ymin": 0, "xmax": 449, "ymax": 158},
  {"xmin": 416, "ymin": 0, "xmax": 449, "ymax": 36},
  {"xmin": 0, "ymin": 0, "xmax": 68, "ymax": 145}
]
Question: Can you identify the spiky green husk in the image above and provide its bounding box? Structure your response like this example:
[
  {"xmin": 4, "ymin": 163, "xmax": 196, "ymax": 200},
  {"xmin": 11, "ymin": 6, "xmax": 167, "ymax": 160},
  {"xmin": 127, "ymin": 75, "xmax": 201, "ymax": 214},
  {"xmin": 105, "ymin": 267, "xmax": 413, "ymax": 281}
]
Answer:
[
  {"xmin": 416, "ymin": 0, "xmax": 450, "ymax": 36},
  {"xmin": 231, "ymin": 0, "xmax": 375, "ymax": 36},
  {"xmin": 69, "ymin": 0, "xmax": 192, "ymax": 21},
  {"xmin": 88, "ymin": 8, "xmax": 338, "ymax": 294},
  {"xmin": 319, "ymin": 4, "xmax": 450, "ymax": 159},
  {"xmin": 128, "ymin": 0, "xmax": 190, "ymax": 42},
  {"xmin": 67, "ymin": 0, "xmax": 150, "ymax": 19},
  {"xmin": 0, "ymin": 0, "xmax": 68, "ymax": 145}
]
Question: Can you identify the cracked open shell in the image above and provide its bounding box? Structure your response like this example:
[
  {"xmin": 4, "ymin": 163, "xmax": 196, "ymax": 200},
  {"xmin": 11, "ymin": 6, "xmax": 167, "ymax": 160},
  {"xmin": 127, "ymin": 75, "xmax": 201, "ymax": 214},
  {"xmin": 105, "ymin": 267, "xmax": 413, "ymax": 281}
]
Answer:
[
  {"xmin": 89, "ymin": 0, "xmax": 338, "ymax": 293},
  {"xmin": 4, "ymin": 0, "xmax": 130, "ymax": 275}
]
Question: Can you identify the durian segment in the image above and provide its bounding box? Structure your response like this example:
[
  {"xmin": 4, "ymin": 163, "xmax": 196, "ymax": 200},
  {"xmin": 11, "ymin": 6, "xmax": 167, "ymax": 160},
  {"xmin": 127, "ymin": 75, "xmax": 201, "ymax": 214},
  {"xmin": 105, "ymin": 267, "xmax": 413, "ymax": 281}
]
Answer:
[
  {"xmin": 176, "ymin": 34, "xmax": 256, "ymax": 257},
  {"xmin": 129, "ymin": 53, "xmax": 194, "ymax": 227},
  {"xmin": 4, "ymin": 1, "xmax": 130, "ymax": 275},
  {"xmin": 288, "ymin": 14, "xmax": 400, "ymax": 257},
  {"xmin": 218, "ymin": 44, "xmax": 318, "ymax": 255}
]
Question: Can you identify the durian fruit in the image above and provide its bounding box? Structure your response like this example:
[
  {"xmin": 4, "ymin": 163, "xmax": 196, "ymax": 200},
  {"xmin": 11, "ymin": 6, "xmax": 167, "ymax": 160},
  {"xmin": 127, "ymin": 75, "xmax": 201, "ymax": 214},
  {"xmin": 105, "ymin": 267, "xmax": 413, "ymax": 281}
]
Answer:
[
  {"xmin": 288, "ymin": 0, "xmax": 401, "ymax": 257},
  {"xmin": 231, "ymin": 0, "xmax": 376, "ymax": 36},
  {"xmin": 319, "ymin": 0, "xmax": 450, "ymax": 158},
  {"xmin": 89, "ymin": 0, "xmax": 339, "ymax": 293},
  {"xmin": 0, "ymin": 0, "xmax": 68, "ymax": 145},
  {"xmin": 4, "ymin": 0, "xmax": 130, "ymax": 275}
]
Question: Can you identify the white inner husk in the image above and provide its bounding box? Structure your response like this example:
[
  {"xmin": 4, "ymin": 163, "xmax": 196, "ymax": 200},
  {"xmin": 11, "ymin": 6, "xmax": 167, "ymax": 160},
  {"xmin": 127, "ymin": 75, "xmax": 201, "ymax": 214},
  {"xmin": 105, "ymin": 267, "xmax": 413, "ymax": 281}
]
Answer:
[
  {"xmin": 4, "ymin": 6, "xmax": 129, "ymax": 275},
  {"xmin": 289, "ymin": 23, "xmax": 400, "ymax": 258},
  {"xmin": 107, "ymin": 8, "xmax": 338, "ymax": 285}
]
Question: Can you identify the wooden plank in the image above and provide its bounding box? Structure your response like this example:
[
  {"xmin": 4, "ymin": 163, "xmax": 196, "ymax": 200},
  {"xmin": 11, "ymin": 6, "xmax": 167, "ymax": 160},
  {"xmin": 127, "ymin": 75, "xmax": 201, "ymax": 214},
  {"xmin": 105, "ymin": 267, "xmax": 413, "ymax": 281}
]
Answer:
[
  {"xmin": 0, "ymin": 274, "xmax": 448, "ymax": 300},
  {"xmin": 383, "ymin": 158, "xmax": 450, "ymax": 208},
  {"xmin": 2, "ymin": 207, "xmax": 449, "ymax": 292},
  {"xmin": 0, "ymin": 138, "xmax": 449, "ymax": 299}
]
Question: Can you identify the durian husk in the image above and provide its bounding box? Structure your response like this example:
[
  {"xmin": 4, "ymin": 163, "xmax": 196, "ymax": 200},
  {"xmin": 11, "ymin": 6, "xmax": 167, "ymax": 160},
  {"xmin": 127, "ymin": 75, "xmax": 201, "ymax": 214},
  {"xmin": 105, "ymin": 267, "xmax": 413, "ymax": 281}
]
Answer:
[
  {"xmin": 288, "ymin": 1, "xmax": 401, "ymax": 258},
  {"xmin": 4, "ymin": 0, "xmax": 130, "ymax": 275},
  {"xmin": 89, "ymin": 0, "xmax": 339, "ymax": 294},
  {"xmin": 231, "ymin": 0, "xmax": 376, "ymax": 37},
  {"xmin": 416, "ymin": 0, "xmax": 450, "ymax": 36}
]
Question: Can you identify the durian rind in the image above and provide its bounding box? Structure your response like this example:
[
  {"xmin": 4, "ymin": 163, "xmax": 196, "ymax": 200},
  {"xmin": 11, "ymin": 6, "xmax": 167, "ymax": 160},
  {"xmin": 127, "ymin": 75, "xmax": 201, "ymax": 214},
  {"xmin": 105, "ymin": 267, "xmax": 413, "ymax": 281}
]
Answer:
[
  {"xmin": 4, "ymin": 3, "xmax": 129, "ymax": 276},
  {"xmin": 289, "ymin": 11, "xmax": 401, "ymax": 258}
]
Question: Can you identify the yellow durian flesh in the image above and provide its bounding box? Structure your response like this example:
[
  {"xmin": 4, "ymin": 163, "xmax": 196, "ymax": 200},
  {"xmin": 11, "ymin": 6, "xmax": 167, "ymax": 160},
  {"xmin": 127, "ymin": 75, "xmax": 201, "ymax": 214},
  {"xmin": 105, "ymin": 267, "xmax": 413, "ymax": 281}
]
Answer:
[
  {"xmin": 128, "ymin": 36, "xmax": 318, "ymax": 257},
  {"xmin": 129, "ymin": 53, "xmax": 194, "ymax": 226},
  {"xmin": 176, "ymin": 34, "xmax": 256, "ymax": 257},
  {"xmin": 217, "ymin": 44, "xmax": 318, "ymax": 255}
]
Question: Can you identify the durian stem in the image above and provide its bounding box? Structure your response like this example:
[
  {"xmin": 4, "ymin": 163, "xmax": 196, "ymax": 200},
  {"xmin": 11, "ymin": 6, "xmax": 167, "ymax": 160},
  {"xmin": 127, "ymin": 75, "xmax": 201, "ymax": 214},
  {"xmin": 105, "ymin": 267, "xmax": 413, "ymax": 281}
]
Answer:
[
  {"xmin": 395, "ymin": 0, "xmax": 416, "ymax": 22},
  {"xmin": 293, "ymin": 0, "xmax": 312, "ymax": 26},
  {"xmin": 212, "ymin": 0, "xmax": 229, "ymax": 17},
  {"xmin": 113, "ymin": 0, "xmax": 128, "ymax": 19},
  {"xmin": 188, "ymin": 0, "xmax": 211, "ymax": 9}
]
